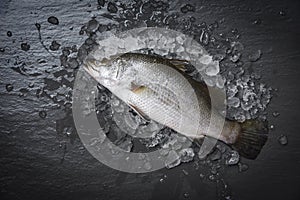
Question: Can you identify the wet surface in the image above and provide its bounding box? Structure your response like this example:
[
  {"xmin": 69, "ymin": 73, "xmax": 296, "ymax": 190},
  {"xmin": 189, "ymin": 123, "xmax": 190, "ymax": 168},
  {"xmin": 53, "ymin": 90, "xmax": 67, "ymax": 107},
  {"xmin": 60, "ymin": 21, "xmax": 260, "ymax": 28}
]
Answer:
[{"xmin": 1, "ymin": 0, "xmax": 300, "ymax": 200}]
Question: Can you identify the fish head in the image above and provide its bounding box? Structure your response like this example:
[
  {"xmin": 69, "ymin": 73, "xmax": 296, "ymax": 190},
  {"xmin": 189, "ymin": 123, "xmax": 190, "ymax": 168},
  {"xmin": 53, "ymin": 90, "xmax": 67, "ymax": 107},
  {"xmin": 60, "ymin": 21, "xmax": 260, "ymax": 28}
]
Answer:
[{"xmin": 83, "ymin": 55, "xmax": 126, "ymax": 88}]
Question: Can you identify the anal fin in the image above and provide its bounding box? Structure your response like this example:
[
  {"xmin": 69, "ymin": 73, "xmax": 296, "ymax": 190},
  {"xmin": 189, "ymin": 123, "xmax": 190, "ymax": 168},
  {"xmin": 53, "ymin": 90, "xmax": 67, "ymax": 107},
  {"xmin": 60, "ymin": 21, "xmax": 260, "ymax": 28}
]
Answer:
[{"xmin": 128, "ymin": 103, "xmax": 151, "ymax": 122}]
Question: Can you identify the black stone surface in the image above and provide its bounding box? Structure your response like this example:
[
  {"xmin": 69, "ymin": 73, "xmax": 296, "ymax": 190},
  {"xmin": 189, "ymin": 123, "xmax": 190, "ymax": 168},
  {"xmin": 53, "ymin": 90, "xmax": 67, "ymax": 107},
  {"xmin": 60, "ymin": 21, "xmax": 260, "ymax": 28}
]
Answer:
[{"xmin": 0, "ymin": 0, "xmax": 300, "ymax": 200}]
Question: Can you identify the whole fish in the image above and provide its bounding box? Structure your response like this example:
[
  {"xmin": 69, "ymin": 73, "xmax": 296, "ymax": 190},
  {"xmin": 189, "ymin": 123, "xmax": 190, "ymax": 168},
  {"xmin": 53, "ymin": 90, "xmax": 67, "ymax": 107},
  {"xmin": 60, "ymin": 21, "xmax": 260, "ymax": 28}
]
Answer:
[{"xmin": 83, "ymin": 52, "xmax": 268, "ymax": 159}]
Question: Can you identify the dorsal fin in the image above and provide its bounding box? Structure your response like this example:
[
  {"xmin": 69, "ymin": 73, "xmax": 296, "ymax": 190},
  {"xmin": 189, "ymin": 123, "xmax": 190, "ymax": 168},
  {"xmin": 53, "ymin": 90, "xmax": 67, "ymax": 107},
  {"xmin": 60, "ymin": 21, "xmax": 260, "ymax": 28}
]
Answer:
[{"xmin": 168, "ymin": 59, "xmax": 189, "ymax": 72}]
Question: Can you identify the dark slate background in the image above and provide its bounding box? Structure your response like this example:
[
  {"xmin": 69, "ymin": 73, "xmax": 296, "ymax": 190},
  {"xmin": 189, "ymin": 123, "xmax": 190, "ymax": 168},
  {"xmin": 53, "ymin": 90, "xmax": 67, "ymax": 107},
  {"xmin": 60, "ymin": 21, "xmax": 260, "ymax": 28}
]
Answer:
[{"xmin": 0, "ymin": 0, "xmax": 300, "ymax": 200}]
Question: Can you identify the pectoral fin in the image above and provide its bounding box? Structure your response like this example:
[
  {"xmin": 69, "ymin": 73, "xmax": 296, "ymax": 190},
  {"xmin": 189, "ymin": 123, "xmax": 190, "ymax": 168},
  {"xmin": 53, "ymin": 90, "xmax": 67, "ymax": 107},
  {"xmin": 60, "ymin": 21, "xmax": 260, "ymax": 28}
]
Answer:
[
  {"xmin": 130, "ymin": 82, "xmax": 147, "ymax": 94},
  {"xmin": 128, "ymin": 103, "xmax": 151, "ymax": 122}
]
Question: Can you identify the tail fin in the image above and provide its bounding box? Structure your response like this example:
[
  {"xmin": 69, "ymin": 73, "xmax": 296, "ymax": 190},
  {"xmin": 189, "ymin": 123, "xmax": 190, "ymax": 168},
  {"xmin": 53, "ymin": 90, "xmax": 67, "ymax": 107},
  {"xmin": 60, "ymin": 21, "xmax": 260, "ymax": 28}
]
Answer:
[{"xmin": 233, "ymin": 120, "xmax": 268, "ymax": 159}]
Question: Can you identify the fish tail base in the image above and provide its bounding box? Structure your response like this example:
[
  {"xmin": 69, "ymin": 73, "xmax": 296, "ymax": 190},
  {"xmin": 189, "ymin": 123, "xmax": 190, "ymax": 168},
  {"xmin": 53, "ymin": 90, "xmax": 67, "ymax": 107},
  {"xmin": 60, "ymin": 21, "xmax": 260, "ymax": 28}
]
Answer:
[{"xmin": 233, "ymin": 119, "xmax": 268, "ymax": 159}]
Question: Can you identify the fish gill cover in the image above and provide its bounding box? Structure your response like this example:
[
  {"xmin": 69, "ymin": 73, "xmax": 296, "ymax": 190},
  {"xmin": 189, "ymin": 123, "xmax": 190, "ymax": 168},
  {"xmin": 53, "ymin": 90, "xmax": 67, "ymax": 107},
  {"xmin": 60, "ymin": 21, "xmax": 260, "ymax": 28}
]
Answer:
[{"xmin": 0, "ymin": 0, "xmax": 282, "ymax": 199}]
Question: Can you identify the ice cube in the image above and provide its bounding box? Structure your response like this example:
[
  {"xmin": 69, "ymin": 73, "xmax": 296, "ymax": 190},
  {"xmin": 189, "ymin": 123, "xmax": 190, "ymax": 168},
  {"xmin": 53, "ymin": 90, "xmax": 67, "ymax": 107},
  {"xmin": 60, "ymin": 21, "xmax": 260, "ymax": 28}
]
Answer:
[
  {"xmin": 199, "ymin": 55, "xmax": 213, "ymax": 65},
  {"xmin": 278, "ymin": 135, "xmax": 288, "ymax": 145},
  {"xmin": 227, "ymin": 97, "xmax": 240, "ymax": 108},
  {"xmin": 230, "ymin": 53, "xmax": 240, "ymax": 63},
  {"xmin": 209, "ymin": 148, "xmax": 221, "ymax": 161},
  {"xmin": 165, "ymin": 150, "xmax": 181, "ymax": 169},
  {"xmin": 205, "ymin": 61, "xmax": 220, "ymax": 76},
  {"xmin": 231, "ymin": 41, "xmax": 244, "ymax": 53},
  {"xmin": 216, "ymin": 75, "xmax": 226, "ymax": 88},
  {"xmin": 179, "ymin": 148, "xmax": 195, "ymax": 163},
  {"xmin": 241, "ymin": 101, "xmax": 253, "ymax": 111},
  {"xmin": 203, "ymin": 75, "xmax": 216, "ymax": 87},
  {"xmin": 176, "ymin": 35, "xmax": 185, "ymax": 44},
  {"xmin": 227, "ymin": 84, "xmax": 238, "ymax": 98},
  {"xmin": 124, "ymin": 112, "xmax": 139, "ymax": 130},
  {"xmin": 249, "ymin": 50, "xmax": 262, "ymax": 62},
  {"xmin": 225, "ymin": 150, "xmax": 240, "ymax": 165}
]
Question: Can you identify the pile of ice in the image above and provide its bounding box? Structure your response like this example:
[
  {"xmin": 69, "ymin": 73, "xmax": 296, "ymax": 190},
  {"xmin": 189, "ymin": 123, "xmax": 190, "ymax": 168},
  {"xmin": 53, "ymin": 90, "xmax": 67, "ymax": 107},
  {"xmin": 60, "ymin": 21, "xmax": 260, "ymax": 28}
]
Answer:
[
  {"xmin": 55, "ymin": 0, "xmax": 272, "ymax": 173},
  {"xmin": 225, "ymin": 68, "xmax": 272, "ymax": 122}
]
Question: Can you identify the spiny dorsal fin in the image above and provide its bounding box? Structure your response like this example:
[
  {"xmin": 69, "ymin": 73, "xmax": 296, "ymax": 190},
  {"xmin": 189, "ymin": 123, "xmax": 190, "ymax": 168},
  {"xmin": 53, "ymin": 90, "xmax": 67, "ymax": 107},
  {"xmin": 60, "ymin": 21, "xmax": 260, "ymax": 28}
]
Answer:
[
  {"xmin": 168, "ymin": 59, "xmax": 189, "ymax": 72},
  {"xmin": 128, "ymin": 103, "xmax": 151, "ymax": 121}
]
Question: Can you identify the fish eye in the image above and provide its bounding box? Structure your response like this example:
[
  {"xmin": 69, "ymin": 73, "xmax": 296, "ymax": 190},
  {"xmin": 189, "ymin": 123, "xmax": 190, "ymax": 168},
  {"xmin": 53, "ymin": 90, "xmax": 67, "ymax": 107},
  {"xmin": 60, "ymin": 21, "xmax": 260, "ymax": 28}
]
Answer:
[{"xmin": 94, "ymin": 60, "xmax": 101, "ymax": 66}]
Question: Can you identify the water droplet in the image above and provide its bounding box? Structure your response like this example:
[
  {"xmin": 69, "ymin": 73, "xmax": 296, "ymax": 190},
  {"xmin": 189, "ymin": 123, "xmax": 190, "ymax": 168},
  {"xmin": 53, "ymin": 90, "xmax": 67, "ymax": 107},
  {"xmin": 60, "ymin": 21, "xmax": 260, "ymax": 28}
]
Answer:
[
  {"xmin": 49, "ymin": 40, "xmax": 61, "ymax": 51},
  {"xmin": 79, "ymin": 146, "xmax": 85, "ymax": 150},
  {"xmin": 272, "ymin": 111, "xmax": 280, "ymax": 117},
  {"xmin": 208, "ymin": 174, "xmax": 216, "ymax": 181},
  {"xmin": 79, "ymin": 29, "xmax": 84, "ymax": 35},
  {"xmin": 200, "ymin": 30, "xmax": 209, "ymax": 45},
  {"xmin": 278, "ymin": 135, "xmax": 288, "ymax": 145},
  {"xmin": 159, "ymin": 175, "xmax": 167, "ymax": 183},
  {"xmin": 183, "ymin": 192, "xmax": 190, "ymax": 198},
  {"xmin": 68, "ymin": 58, "xmax": 79, "ymax": 69},
  {"xmin": 21, "ymin": 43, "xmax": 30, "ymax": 51},
  {"xmin": 225, "ymin": 150, "xmax": 240, "ymax": 165},
  {"xmin": 231, "ymin": 28, "xmax": 238, "ymax": 34},
  {"xmin": 97, "ymin": 0, "xmax": 105, "ymax": 7},
  {"xmin": 252, "ymin": 19, "xmax": 261, "ymax": 25},
  {"xmin": 63, "ymin": 126, "xmax": 73, "ymax": 136},
  {"xmin": 182, "ymin": 169, "xmax": 189, "ymax": 176},
  {"xmin": 238, "ymin": 163, "xmax": 249, "ymax": 172},
  {"xmin": 19, "ymin": 88, "xmax": 29, "ymax": 93},
  {"xmin": 107, "ymin": 2, "xmax": 118, "ymax": 13},
  {"xmin": 189, "ymin": 16, "xmax": 196, "ymax": 22},
  {"xmin": 225, "ymin": 195, "xmax": 232, "ymax": 200},
  {"xmin": 97, "ymin": 24, "xmax": 108, "ymax": 33},
  {"xmin": 28, "ymin": 82, "xmax": 34, "ymax": 88},
  {"xmin": 47, "ymin": 16, "xmax": 59, "ymax": 25},
  {"xmin": 249, "ymin": 50, "xmax": 262, "ymax": 62},
  {"xmin": 87, "ymin": 19, "xmax": 99, "ymax": 32},
  {"xmin": 180, "ymin": 4, "xmax": 195, "ymax": 13},
  {"xmin": 279, "ymin": 10, "xmax": 286, "ymax": 16},
  {"xmin": 39, "ymin": 110, "xmax": 47, "ymax": 119},
  {"xmin": 124, "ymin": 20, "xmax": 132, "ymax": 27},
  {"xmin": 7, "ymin": 31, "xmax": 12, "ymax": 37},
  {"xmin": 6, "ymin": 84, "xmax": 13, "ymax": 92},
  {"xmin": 35, "ymin": 23, "xmax": 41, "ymax": 30}
]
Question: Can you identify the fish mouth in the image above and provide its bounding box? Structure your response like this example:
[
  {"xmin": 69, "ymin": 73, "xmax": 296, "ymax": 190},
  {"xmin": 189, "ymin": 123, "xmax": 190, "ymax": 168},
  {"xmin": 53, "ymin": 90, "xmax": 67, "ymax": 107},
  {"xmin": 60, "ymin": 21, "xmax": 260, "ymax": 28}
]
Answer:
[{"xmin": 83, "ymin": 57, "xmax": 100, "ymax": 76}]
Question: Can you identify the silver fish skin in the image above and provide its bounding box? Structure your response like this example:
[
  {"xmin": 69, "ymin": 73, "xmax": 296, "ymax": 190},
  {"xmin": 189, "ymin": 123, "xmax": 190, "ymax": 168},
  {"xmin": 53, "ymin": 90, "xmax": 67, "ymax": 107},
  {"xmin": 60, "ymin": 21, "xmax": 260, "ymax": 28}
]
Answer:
[{"xmin": 83, "ymin": 52, "xmax": 237, "ymax": 143}]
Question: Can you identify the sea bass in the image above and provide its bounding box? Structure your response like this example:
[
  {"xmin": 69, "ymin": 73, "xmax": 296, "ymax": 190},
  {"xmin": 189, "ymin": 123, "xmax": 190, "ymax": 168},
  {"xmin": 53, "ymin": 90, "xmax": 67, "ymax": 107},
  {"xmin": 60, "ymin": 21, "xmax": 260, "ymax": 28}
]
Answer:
[{"xmin": 83, "ymin": 52, "xmax": 268, "ymax": 159}]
